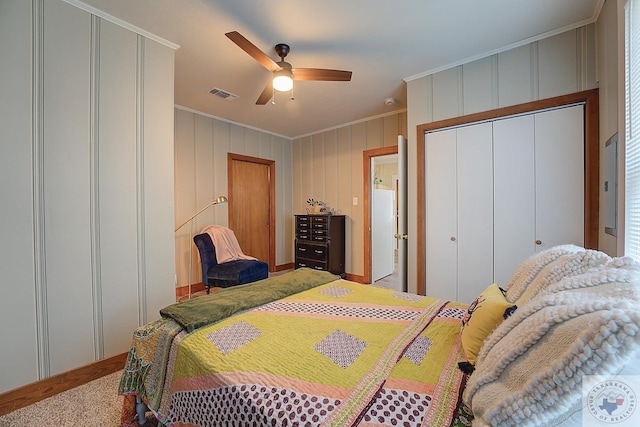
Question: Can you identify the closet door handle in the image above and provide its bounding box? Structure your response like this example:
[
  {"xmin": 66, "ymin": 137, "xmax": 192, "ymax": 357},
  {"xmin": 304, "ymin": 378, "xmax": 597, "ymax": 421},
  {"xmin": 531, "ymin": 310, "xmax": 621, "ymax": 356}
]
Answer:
[
  {"xmin": 450, "ymin": 237, "xmax": 456, "ymax": 241},
  {"xmin": 535, "ymin": 240, "xmax": 542, "ymax": 245}
]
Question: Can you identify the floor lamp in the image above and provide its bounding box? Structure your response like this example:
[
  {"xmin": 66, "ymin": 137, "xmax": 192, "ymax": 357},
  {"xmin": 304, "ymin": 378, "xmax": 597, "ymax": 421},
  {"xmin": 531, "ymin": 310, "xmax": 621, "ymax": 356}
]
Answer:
[{"xmin": 175, "ymin": 195, "xmax": 228, "ymax": 300}]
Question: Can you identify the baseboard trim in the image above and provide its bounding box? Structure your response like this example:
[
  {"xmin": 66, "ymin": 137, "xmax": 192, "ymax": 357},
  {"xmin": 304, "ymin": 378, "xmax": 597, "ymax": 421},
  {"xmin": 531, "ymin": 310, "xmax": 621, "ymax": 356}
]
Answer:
[
  {"xmin": 345, "ymin": 273, "xmax": 366, "ymax": 283},
  {"xmin": 175, "ymin": 282, "xmax": 207, "ymax": 298},
  {"xmin": 275, "ymin": 263, "xmax": 294, "ymax": 272},
  {"xmin": 0, "ymin": 352, "xmax": 128, "ymax": 417}
]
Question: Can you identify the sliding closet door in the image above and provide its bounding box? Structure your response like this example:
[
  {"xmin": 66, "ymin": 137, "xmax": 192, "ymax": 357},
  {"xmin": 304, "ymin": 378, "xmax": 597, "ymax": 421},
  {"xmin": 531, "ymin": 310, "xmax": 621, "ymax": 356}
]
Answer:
[
  {"xmin": 425, "ymin": 122, "xmax": 493, "ymax": 303},
  {"xmin": 535, "ymin": 105, "xmax": 584, "ymax": 249},
  {"xmin": 456, "ymin": 123, "xmax": 493, "ymax": 304},
  {"xmin": 493, "ymin": 105, "xmax": 584, "ymax": 285},
  {"xmin": 426, "ymin": 129, "xmax": 457, "ymax": 301},
  {"xmin": 493, "ymin": 115, "xmax": 536, "ymax": 286}
]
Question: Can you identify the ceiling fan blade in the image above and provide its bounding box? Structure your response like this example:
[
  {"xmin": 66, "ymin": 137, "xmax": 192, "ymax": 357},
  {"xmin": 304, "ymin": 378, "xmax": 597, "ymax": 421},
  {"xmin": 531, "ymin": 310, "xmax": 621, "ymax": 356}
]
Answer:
[
  {"xmin": 225, "ymin": 31, "xmax": 281, "ymax": 72},
  {"xmin": 293, "ymin": 68, "xmax": 352, "ymax": 81},
  {"xmin": 256, "ymin": 81, "xmax": 273, "ymax": 105}
]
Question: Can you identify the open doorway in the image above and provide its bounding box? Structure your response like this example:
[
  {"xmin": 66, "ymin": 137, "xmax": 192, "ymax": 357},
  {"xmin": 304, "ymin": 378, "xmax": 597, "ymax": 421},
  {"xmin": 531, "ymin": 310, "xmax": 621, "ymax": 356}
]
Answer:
[
  {"xmin": 372, "ymin": 154, "xmax": 399, "ymax": 289},
  {"xmin": 363, "ymin": 145, "xmax": 403, "ymax": 291}
]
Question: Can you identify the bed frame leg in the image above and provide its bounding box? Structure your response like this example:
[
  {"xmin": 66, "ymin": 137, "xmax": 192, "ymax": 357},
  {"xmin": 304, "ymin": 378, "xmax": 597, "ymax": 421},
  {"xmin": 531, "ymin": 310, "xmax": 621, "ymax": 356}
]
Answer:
[{"xmin": 135, "ymin": 395, "xmax": 148, "ymax": 426}]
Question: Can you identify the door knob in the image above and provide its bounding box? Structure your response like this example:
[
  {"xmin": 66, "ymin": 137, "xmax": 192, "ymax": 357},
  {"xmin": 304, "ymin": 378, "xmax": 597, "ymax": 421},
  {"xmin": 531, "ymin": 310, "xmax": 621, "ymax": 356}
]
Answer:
[
  {"xmin": 535, "ymin": 240, "xmax": 542, "ymax": 245},
  {"xmin": 450, "ymin": 237, "xmax": 456, "ymax": 241}
]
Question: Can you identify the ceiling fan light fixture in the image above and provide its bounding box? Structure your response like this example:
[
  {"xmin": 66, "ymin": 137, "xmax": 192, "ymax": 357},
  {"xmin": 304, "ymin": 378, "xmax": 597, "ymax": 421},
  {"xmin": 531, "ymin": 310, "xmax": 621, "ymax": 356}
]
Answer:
[
  {"xmin": 225, "ymin": 32, "xmax": 352, "ymax": 104},
  {"xmin": 273, "ymin": 69, "xmax": 293, "ymax": 92}
]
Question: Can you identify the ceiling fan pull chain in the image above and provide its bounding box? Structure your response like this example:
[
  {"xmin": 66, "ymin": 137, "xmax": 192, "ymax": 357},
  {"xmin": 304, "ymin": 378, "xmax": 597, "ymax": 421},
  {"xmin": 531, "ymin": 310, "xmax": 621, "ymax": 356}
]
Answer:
[
  {"xmin": 290, "ymin": 85, "xmax": 295, "ymax": 101},
  {"xmin": 271, "ymin": 85, "xmax": 276, "ymax": 105}
]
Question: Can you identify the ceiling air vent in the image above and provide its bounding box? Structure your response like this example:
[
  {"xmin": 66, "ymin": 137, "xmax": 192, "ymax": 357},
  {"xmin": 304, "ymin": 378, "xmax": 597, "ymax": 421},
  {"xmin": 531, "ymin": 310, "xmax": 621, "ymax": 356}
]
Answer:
[{"xmin": 209, "ymin": 87, "xmax": 239, "ymax": 101}]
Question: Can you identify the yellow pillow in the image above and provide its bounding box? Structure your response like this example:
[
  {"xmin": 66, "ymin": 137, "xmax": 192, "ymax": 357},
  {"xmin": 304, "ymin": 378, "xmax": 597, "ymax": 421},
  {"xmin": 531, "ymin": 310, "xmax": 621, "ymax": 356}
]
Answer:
[{"xmin": 460, "ymin": 283, "xmax": 516, "ymax": 365}]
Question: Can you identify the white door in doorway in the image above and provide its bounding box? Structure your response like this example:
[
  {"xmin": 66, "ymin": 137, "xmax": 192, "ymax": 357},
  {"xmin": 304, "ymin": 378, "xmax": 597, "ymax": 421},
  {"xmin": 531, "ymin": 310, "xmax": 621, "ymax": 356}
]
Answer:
[
  {"xmin": 397, "ymin": 135, "xmax": 408, "ymax": 291},
  {"xmin": 372, "ymin": 189, "xmax": 395, "ymax": 281}
]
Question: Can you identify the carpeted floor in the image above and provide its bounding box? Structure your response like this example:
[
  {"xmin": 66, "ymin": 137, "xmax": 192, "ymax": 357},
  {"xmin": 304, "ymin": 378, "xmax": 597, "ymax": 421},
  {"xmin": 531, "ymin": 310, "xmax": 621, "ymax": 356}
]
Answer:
[{"xmin": 0, "ymin": 370, "xmax": 155, "ymax": 427}]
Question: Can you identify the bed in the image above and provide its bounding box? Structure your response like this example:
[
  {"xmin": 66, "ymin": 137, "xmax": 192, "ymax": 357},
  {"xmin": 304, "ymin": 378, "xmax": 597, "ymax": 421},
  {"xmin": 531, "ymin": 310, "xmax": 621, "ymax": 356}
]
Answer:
[{"xmin": 119, "ymin": 246, "xmax": 640, "ymax": 427}]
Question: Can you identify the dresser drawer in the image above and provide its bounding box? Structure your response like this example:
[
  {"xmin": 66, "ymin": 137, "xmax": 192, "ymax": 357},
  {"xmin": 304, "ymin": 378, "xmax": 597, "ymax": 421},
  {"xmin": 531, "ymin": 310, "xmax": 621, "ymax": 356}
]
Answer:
[
  {"xmin": 296, "ymin": 232, "xmax": 311, "ymax": 240},
  {"xmin": 296, "ymin": 216, "xmax": 311, "ymax": 228},
  {"xmin": 296, "ymin": 242, "xmax": 328, "ymax": 261},
  {"xmin": 311, "ymin": 215, "xmax": 328, "ymax": 225},
  {"xmin": 295, "ymin": 258, "xmax": 328, "ymax": 271},
  {"xmin": 296, "ymin": 224, "xmax": 311, "ymax": 237},
  {"xmin": 311, "ymin": 221, "xmax": 328, "ymax": 233},
  {"xmin": 311, "ymin": 229, "xmax": 328, "ymax": 242}
]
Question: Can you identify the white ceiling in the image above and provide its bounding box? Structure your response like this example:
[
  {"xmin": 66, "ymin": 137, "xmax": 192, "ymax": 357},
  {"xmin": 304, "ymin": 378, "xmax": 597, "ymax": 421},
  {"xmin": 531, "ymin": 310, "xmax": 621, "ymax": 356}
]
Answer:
[{"xmin": 79, "ymin": 0, "xmax": 603, "ymax": 139}]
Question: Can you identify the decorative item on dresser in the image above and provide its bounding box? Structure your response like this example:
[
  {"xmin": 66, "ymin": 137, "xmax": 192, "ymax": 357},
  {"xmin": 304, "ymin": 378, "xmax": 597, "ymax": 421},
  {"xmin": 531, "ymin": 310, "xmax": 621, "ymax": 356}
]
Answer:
[{"xmin": 295, "ymin": 214, "xmax": 345, "ymax": 276}]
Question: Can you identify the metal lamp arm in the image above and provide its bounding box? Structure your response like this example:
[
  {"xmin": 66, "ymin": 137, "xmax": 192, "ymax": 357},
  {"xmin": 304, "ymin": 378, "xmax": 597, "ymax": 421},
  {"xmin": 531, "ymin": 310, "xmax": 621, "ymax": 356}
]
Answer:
[{"xmin": 174, "ymin": 196, "xmax": 228, "ymax": 232}]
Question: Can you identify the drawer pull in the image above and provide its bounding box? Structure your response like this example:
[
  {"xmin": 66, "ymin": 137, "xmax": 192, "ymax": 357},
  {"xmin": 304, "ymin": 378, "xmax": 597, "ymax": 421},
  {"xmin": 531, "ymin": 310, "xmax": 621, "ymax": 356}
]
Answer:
[
  {"xmin": 299, "ymin": 263, "xmax": 307, "ymax": 267},
  {"xmin": 314, "ymin": 250, "xmax": 324, "ymax": 254},
  {"xmin": 298, "ymin": 248, "xmax": 307, "ymax": 252},
  {"xmin": 314, "ymin": 266, "xmax": 323, "ymax": 270}
]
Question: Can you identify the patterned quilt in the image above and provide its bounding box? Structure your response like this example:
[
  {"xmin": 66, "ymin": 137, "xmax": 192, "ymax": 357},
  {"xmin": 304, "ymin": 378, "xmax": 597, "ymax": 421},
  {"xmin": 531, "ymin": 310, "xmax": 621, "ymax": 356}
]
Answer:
[{"xmin": 120, "ymin": 277, "xmax": 468, "ymax": 427}]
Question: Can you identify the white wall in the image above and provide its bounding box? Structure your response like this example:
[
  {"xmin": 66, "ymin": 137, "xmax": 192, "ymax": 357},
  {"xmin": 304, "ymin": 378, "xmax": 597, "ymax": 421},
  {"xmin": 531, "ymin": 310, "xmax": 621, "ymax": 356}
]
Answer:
[
  {"xmin": 0, "ymin": 0, "xmax": 176, "ymax": 393},
  {"xmin": 174, "ymin": 108, "xmax": 293, "ymax": 286},
  {"xmin": 406, "ymin": 25, "xmax": 598, "ymax": 294}
]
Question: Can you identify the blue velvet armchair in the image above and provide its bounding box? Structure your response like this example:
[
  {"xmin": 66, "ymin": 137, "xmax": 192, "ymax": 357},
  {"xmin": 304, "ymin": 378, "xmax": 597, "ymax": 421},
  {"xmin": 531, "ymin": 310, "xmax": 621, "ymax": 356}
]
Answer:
[{"xmin": 193, "ymin": 232, "xmax": 269, "ymax": 293}]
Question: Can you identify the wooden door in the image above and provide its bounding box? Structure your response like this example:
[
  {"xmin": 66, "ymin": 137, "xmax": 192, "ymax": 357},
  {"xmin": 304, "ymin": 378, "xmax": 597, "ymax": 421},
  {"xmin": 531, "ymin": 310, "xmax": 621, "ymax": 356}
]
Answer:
[{"xmin": 228, "ymin": 154, "xmax": 274, "ymax": 269}]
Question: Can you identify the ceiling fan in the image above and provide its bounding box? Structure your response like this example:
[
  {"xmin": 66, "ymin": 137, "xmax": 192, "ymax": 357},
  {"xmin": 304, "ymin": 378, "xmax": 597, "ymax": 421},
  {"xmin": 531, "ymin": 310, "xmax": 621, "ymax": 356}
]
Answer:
[{"xmin": 225, "ymin": 31, "xmax": 353, "ymax": 105}]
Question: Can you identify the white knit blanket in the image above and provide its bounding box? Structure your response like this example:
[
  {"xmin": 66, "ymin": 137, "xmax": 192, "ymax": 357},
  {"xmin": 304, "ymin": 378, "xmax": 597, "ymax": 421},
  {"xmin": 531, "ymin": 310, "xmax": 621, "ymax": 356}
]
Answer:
[
  {"xmin": 200, "ymin": 225, "xmax": 256, "ymax": 264},
  {"xmin": 465, "ymin": 254, "xmax": 640, "ymax": 427},
  {"xmin": 503, "ymin": 244, "xmax": 610, "ymax": 305}
]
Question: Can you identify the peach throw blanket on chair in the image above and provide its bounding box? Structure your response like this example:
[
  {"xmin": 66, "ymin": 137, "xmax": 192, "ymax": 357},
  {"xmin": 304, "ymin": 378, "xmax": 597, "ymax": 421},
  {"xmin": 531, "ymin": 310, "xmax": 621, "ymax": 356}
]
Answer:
[{"xmin": 200, "ymin": 225, "xmax": 256, "ymax": 264}]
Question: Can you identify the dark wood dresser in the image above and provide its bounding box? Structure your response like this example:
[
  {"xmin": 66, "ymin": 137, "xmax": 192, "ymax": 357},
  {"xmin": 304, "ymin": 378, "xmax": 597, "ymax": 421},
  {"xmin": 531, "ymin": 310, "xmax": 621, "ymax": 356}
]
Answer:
[{"xmin": 294, "ymin": 214, "xmax": 345, "ymax": 276}]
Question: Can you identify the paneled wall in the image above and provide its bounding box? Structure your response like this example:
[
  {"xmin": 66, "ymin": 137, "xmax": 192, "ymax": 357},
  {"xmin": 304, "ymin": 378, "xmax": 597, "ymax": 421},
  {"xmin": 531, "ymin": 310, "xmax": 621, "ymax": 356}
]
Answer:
[
  {"xmin": 174, "ymin": 108, "xmax": 293, "ymax": 287},
  {"xmin": 406, "ymin": 25, "xmax": 598, "ymax": 294},
  {"xmin": 0, "ymin": 0, "xmax": 176, "ymax": 393},
  {"xmin": 291, "ymin": 113, "xmax": 408, "ymax": 278}
]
